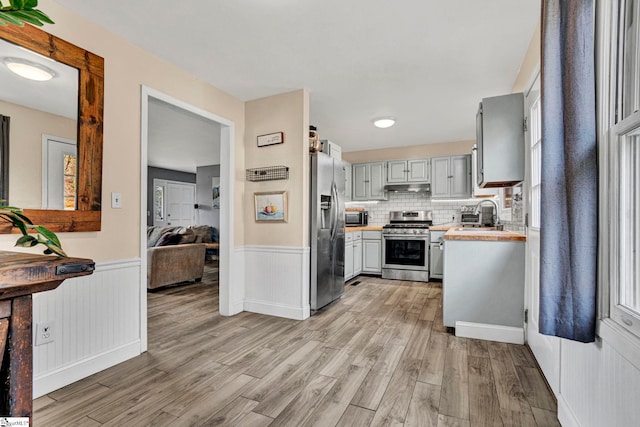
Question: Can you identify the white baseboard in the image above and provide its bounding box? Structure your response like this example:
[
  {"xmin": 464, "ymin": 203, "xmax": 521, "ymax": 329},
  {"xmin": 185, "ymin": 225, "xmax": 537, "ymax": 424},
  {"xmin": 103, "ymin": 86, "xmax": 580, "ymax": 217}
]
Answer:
[
  {"xmin": 34, "ymin": 340, "xmax": 141, "ymax": 398},
  {"xmin": 558, "ymin": 393, "xmax": 581, "ymax": 427},
  {"xmin": 244, "ymin": 299, "xmax": 309, "ymax": 320},
  {"xmin": 455, "ymin": 321, "xmax": 524, "ymax": 344}
]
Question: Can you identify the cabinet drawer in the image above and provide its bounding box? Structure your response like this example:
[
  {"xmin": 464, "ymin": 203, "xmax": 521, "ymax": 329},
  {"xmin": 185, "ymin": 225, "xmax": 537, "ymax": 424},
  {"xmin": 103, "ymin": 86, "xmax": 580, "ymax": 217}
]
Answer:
[
  {"xmin": 362, "ymin": 230, "xmax": 382, "ymax": 240},
  {"xmin": 345, "ymin": 233, "xmax": 354, "ymax": 243}
]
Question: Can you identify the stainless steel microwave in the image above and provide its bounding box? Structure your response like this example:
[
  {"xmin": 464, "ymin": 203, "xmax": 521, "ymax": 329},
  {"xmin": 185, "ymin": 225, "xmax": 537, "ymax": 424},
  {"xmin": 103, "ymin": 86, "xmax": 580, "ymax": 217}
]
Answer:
[{"xmin": 345, "ymin": 211, "xmax": 368, "ymax": 227}]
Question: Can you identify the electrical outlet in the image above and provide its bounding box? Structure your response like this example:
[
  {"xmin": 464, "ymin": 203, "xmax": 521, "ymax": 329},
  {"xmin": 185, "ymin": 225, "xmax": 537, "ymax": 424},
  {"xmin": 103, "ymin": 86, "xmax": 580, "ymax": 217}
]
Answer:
[{"xmin": 35, "ymin": 321, "xmax": 55, "ymax": 346}]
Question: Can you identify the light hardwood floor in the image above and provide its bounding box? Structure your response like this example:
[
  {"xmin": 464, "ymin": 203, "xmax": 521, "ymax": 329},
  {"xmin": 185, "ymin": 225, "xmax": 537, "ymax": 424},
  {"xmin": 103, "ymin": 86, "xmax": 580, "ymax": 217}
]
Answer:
[{"xmin": 34, "ymin": 264, "xmax": 560, "ymax": 427}]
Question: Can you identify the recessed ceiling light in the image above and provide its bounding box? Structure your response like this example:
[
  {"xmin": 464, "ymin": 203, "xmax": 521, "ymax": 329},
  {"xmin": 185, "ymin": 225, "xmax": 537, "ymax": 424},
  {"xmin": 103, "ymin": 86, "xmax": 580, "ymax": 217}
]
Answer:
[
  {"xmin": 373, "ymin": 117, "xmax": 395, "ymax": 128},
  {"xmin": 3, "ymin": 57, "xmax": 56, "ymax": 81}
]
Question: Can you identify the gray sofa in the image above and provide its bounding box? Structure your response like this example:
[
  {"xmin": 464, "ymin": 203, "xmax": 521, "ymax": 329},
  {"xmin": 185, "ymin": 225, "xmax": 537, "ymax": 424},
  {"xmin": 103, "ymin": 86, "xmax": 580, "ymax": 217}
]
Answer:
[{"xmin": 146, "ymin": 225, "xmax": 213, "ymax": 289}]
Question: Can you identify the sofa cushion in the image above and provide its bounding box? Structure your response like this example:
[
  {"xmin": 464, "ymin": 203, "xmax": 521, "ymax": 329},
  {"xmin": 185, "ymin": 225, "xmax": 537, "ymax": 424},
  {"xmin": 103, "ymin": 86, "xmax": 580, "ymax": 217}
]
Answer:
[
  {"xmin": 179, "ymin": 228, "xmax": 197, "ymax": 244},
  {"xmin": 155, "ymin": 232, "xmax": 182, "ymax": 246},
  {"xmin": 147, "ymin": 226, "xmax": 179, "ymax": 247},
  {"xmin": 191, "ymin": 225, "xmax": 213, "ymax": 243}
]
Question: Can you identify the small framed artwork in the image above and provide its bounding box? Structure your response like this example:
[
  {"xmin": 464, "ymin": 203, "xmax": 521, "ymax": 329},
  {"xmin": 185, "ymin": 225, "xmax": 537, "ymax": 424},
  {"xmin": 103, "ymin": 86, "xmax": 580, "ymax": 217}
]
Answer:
[
  {"xmin": 257, "ymin": 131, "xmax": 284, "ymax": 147},
  {"xmin": 254, "ymin": 191, "xmax": 287, "ymax": 222}
]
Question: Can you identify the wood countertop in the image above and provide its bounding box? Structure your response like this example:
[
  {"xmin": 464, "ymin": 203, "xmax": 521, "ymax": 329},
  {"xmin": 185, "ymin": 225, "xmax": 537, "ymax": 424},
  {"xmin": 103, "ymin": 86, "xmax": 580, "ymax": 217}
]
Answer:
[
  {"xmin": 429, "ymin": 225, "xmax": 460, "ymax": 231},
  {"xmin": 445, "ymin": 228, "xmax": 526, "ymax": 242},
  {"xmin": 345, "ymin": 226, "xmax": 383, "ymax": 232}
]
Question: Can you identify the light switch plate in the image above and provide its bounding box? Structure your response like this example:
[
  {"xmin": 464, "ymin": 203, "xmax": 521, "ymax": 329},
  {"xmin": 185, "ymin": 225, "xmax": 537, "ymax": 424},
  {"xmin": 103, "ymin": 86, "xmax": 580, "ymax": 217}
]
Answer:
[{"xmin": 111, "ymin": 192, "xmax": 122, "ymax": 208}]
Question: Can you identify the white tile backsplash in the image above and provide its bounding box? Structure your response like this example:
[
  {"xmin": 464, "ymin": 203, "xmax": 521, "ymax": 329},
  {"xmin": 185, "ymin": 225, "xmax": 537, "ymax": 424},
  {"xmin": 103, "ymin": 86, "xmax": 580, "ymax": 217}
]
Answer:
[{"xmin": 346, "ymin": 192, "xmax": 479, "ymax": 226}]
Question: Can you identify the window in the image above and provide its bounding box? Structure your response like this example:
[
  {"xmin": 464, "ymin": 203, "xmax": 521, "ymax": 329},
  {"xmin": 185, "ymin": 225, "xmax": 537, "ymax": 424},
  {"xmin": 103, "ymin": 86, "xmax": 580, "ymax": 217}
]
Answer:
[
  {"xmin": 63, "ymin": 153, "xmax": 76, "ymax": 210},
  {"xmin": 154, "ymin": 185, "xmax": 164, "ymax": 222},
  {"xmin": 600, "ymin": 0, "xmax": 640, "ymax": 346},
  {"xmin": 609, "ymin": 113, "xmax": 640, "ymax": 338},
  {"xmin": 529, "ymin": 95, "xmax": 542, "ymax": 229}
]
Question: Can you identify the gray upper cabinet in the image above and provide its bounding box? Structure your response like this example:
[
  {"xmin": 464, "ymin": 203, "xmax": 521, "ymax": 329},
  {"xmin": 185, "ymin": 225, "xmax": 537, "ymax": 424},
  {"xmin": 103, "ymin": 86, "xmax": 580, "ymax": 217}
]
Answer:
[
  {"xmin": 343, "ymin": 161, "xmax": 352, "ymax": 201},
  {"xmin": 352, "ymin": 162, "xmax": 387, "ymax": 201},
  {"xmin": 476, "ymin": 92, "xmax": 525, "ymax": 187},
  {"xmin": 431, "ymin": 155, "xmax": 471, "ymax": 199},
  {"xmin": 386, "ymin": 159, "xmax": 431, "ymax": 183}
]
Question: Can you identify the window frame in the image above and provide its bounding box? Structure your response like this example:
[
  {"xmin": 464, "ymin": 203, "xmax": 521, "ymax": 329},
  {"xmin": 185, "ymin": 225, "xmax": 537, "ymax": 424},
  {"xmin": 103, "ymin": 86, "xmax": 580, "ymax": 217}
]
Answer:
[{"xmin": 597, "ymin": 0, "xmax": 640, "ymax": 369}]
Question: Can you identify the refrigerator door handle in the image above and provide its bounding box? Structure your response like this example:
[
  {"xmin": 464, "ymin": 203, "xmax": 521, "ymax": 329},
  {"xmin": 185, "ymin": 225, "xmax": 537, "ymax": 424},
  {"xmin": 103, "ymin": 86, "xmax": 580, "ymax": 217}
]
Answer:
[{"xmin": 330, "ymin": 181, "xmax": 339, "ymax": 244}]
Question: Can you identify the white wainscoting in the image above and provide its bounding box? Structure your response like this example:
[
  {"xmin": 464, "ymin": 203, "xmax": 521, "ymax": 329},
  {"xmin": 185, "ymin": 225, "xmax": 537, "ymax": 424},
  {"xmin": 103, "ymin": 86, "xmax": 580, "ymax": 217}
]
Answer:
[
  {"xmin": 32, "ymin": 258, "xmax": 142, "ymax": 398},
  {"xmin": 243, "ymin": 246, "xmax": 310, "ymax": 320},
  {"xmin": 557, "ymin": 337, "xmax": 640, "ymax": 427}
]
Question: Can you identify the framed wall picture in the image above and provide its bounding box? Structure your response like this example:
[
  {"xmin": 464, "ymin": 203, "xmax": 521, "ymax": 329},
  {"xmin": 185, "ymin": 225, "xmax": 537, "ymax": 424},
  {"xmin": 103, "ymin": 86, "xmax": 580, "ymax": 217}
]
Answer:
[
  {"xmin": 257, "ymin": 132, "xmax": 284, "ymax": 147},
  {"xmin": 254, "ymin": 191, "xmax": 287, "ymax": 222}
]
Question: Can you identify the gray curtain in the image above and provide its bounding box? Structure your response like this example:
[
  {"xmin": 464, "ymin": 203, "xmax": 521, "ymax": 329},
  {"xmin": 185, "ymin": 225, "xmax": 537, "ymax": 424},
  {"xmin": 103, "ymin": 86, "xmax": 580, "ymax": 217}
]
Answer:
[
  {"xmin": 540, "ymin": 0, "xmax": 597, "ymax": 342},
  {"xmin": 0, "ymin": 115, "xmax": 8, "ymax": 203}
]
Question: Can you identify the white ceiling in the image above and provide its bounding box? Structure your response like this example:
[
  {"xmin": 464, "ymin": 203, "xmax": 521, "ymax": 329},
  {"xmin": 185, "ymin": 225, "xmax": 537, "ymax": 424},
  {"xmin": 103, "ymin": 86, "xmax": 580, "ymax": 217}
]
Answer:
[
  {"xmin": 57, "ymin": 0, "xmax": 539, "ymax": 153},
  {"xmin": 0, "ymin": 37, "xmax": 77, "ymax": 119},
  {"xmin": 148, "ymin": 97, "xmax": 221, "ymax": 174}
]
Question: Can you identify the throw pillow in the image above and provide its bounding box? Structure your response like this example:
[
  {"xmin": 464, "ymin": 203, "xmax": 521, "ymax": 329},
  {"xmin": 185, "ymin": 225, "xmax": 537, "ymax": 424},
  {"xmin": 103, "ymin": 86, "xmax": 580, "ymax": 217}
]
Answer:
[
  {"xmin": 190, "ymin": 225, "xmax": 213, "ymax": 243},
  {"xmin": 155, "ymin": 232, "xmax": 182, "ymax": 246},
  {"xmin": 179, "ymin": 228, "xmax": 197, "ymax": 244}
]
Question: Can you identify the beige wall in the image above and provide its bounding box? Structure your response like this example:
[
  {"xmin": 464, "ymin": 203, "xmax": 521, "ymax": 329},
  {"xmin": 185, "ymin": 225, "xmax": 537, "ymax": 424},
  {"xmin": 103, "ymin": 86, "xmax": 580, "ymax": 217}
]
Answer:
[
  {"xmin": 1, "ymin": 100, "xmax": 76, "ymax": 209},
  {"xmin": 512, "ymin": 21, "xmax": 541, "ymax": 93},
  {"xmin": 343, "ymin": 139, "xmax": 475, "ymax": 164},
  {"xmin": 244, "ymin": 90, "xmax": 309, "ymax": 247},
  {"xmin": 0, "ymin": 0, "xmax": 245, "ymax": 261}
]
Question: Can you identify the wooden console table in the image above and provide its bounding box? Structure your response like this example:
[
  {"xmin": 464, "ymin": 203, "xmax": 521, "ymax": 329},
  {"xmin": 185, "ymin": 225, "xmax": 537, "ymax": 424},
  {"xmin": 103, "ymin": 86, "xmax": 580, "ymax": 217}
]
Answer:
[{"xmin": 0, "ymin": 251, "xmax": 95, "ymax": 424}]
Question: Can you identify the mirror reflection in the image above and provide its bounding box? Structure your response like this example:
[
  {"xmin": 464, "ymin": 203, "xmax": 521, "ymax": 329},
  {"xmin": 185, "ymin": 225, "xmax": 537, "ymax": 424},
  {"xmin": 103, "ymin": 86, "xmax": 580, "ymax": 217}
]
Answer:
[{"xmin": 0, "ymin": 37, "xmax": 78, "ymax": 209}]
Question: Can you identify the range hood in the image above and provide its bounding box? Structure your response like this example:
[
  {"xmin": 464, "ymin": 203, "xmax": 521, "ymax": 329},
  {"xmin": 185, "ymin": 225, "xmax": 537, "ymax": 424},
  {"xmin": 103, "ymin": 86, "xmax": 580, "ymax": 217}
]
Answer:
[{"xmin": 384, "ymin": 183, "xmax": 431, "ymax": 193}]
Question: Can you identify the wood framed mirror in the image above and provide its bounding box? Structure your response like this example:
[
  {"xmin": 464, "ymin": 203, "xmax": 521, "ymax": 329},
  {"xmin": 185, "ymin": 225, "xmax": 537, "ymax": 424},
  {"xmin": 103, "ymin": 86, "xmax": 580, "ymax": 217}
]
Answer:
[{"xmin": 0, "ymin": 24, "xmax": 103, "ymax": 232}]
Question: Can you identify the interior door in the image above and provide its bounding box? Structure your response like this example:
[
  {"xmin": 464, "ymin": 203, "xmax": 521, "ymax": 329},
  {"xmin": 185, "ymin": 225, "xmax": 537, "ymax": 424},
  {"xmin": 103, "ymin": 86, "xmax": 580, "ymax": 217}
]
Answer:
[
  {"xmin": 42, "ymin": 135, "xmax": 77, "ymax": 210},
  {"xmin": 166, "ymin": 181, "xmax": 196, "ymax": 227},
  {"xmin": 524, "ymin": 73, "xmax": 561, "ymax": 396}
]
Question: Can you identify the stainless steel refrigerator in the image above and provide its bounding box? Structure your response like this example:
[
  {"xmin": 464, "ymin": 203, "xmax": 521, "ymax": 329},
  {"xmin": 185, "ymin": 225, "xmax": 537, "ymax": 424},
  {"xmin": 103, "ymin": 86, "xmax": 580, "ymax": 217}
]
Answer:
[{"xmin": 310, "ymin": 152, "xmax": 345, "ymax": 310}]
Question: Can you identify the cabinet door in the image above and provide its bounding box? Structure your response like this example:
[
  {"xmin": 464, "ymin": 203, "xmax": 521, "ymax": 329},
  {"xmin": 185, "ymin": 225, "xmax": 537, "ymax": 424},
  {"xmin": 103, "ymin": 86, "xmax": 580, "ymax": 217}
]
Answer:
[
  {"xmin": 408, "ymin": 159, "xmax": 430, "ymax": 182},
  {"xmin": 450, "ymin": 155, "xmax": 471, "ymax": 198},
  {"xmin": 369, "ymin": 162, "xmax": 386, "ymax": 199},
  {"xmin": 430, "ymin": 242, "xmax": 443, "ymax": 279},
  {"xmin": 352, "ymin": 163, "xmax": 368, "ymax": 200},
  {"xmin": 362, "ymin": 239, "xmax": 382, "ymax": 273},
  {"xmin": 344, "ymin": 162, "xmax": 352, "ymax": 201},
  {"xmin": 345, "ymin": 241, "xmax": 354, "ymax": 281},
  {"xmin": 431, "ymin": 157, "xmax": 451, "ymax": 198},
  {"xmin": 353, "ymin": 240, "xmax": 362, "ymax": 276},
  {"xmin": 387, "ymin": 160, "xmax": 408, "ymax": 183}
]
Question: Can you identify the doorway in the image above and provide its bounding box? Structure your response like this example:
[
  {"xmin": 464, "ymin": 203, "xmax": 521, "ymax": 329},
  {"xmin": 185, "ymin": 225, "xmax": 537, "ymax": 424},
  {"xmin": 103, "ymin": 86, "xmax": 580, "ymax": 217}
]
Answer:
[
  {"xmin": 152, "ymin": 179, "xmax": 196, "ymax": 228},
  {"xmin": 140, "ymin": 86, "xmax": 238, "ymax": 352},
  {"xmin": 41, "ymin": 134, "xmax": 77, "ymax": 210}
]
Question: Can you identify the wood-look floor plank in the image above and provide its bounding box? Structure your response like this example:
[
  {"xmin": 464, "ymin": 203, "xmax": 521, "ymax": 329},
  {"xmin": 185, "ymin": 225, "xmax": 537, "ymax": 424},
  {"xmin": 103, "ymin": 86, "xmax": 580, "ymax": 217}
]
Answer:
[
  {"xmin": 508, "ymin": 344, "xmax": 537, "ymax": 368},
  {"xmin": 404, "ymin": 381, "xmax": 440, "ymax": 427},
  {"xmin": 515, "ymin": 366, "xmax": 557, "ymax": 412},
  {"xmin": 336, "ymin": 404, "xmax": 376, "ymax": 427},
  {"xmin": 269, "ymin": 374, "xmax": 336, "ymax": 427},
  {"xmin": 418, "ymin": 332, "xmax": 449, "ymax": 385},
  {"xmin": 33, "ymin": 269, "xmax": 556, "ymax": 427},
  {"xmin": 235, "ymin": 412, "xmax": 274, "ymax": 427},
  {"xmin": 439, "ymin": 336, "xmax": 469, "ymax": 420},
  {"xmin": 468, "ymin": 355, "xmax": 503, "ymax": 427},
  {"xmin": 437, "ymin": 414, "xmax": 471, "ymax": 427},
  {"xmin": 305, "ymin": 364, "xmax": 371, "ymax": 427},
  {"xmin": 530, "ymin": 407, "xmax": 561, "ymax": 427},
  {"xmin": 350, "ymin": 343, "xmax": 405, "ymax": 410}
]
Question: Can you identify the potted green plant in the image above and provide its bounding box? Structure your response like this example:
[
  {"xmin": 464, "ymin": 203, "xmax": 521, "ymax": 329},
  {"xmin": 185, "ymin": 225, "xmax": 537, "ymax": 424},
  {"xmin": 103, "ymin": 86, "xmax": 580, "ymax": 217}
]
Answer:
[
  {"xmin": 0, "ymin": 0, "xmax": 54, "ymax": 27},
  {"xmin": 0, "ymin": 202, "xmax": 66, "ymax": 256}
]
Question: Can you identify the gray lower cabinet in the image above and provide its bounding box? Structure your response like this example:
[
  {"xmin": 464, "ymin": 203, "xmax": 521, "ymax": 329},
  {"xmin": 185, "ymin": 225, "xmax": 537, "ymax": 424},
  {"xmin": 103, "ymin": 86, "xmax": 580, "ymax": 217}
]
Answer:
[
  {"xmin": 431, "ymin": 155, "xmax": 471, "ymax": 199},
  {"xmin": 345, "ymin": 231, "xmax": 362, "ymax": 281},
  {"xmin": 362, "ymin": 230, "xmax": 382, "ymax": 274},
  {"xmin": 429, "ymin": 230, "xmax": 445, "ymax": 279},
  {"xmin": 443, "ymin": 239, "xmax": 525, "ymax": 329},
  {"xmin": 352, "ymin": 162, "xmax": 387, "ymax": 201}
]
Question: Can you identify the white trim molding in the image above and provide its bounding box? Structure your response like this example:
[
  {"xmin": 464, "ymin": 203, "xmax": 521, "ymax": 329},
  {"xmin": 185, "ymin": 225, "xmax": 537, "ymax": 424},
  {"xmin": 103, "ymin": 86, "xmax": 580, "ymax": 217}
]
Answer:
[
  {"xmin": 33, "ymin": 258, "xmax": 142, "ymax": 398},
  {"xmin": 243, "ymin": 245, "xmax": 310, "ymax": 320},
  {"xmin": 455, "ymin": 321, "xmax": 524, "ymax": 344}
]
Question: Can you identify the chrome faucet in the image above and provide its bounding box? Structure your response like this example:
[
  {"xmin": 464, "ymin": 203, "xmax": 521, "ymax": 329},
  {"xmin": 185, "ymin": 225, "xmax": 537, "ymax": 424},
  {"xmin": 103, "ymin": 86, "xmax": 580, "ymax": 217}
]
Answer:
[{"xmin": 474, "ymin": 199, "xmax": 500, "ymax": 227}]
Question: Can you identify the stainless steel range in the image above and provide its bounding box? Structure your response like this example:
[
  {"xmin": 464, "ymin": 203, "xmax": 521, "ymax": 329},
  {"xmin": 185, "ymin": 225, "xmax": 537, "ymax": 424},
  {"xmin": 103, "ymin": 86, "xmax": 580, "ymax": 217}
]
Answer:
[{"xmin": 382, "ymin": 211, "xmax": 432, "ymax": 282}]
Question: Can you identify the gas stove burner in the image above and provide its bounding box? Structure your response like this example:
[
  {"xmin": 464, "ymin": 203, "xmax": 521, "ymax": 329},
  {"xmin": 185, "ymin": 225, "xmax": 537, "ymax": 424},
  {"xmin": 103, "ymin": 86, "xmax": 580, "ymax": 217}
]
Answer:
[{"xmin": 383, "ymin": 223, "xmax": 432, "ymax": 229}]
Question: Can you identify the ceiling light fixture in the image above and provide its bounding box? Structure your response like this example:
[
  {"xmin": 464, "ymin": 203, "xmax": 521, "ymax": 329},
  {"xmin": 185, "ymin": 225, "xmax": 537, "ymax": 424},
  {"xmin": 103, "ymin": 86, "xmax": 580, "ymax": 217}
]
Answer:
[
  {"xmin": 373, "ymin": 117, "xmax": 395, "ymax": 129},
  {"xmin": 3, "ymin": 57, "xmax": 56, "ymax": 81}
]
